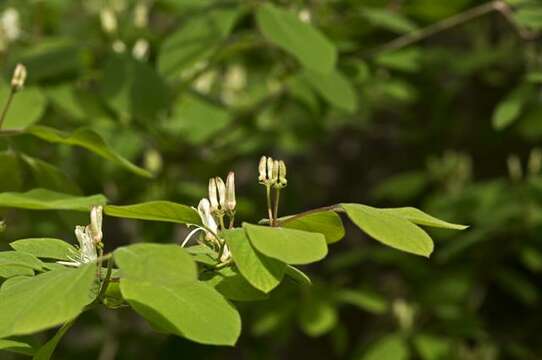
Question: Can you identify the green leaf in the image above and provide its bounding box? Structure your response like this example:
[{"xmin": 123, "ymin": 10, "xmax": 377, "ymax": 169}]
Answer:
[
  {"xmin": 120, "ymin": 280, "xmax": 241, "ymax": 345},
  {"xmin": 0, "ymin": 189, "xmax": 106, "ymax": 211},
  {"xmin": 256, "ymin": 3, "xmax": 336, "ymax": 73},
  {"xmin": 334, "ymin": 289, "xmax": 388, "ymax": 314},
  {"xmin": 105, "ymin": 201, "xmax": 201, "ymax": 225},
  {"xmin": 492, "ymin": 86, "xmax": 531, "ymax": 130},
  {"xmin": 0, "ymin": 266, "xmax": 34, "ymax": 279},
  {"xmin": 379, "ymin": 207, "xmax": 468, "ymax": 230},
  {"xmin": 0, "ymin": 152, "xmax": 23, "ymax": 192},
  {"xmin": 244, "ymin": 223, "xmax": 328, "ymax": 265},
  {"xmin": 514, "ymin": 6, "xmax": 542, "ymax": 30},
  {"xmin": 414, "ymin": 334, "xmax": 451, "ymax": 360},
  {"xmin": 21, "ymin": 155, "xmax": 80, "ymax": 195},
  {"xmin": 0, "ymin": 251, "xmax": 44, "ymax": 270},
  {"xmin": 158, "ymin": 8, "xmax": 241, "ymax": 78},
  {"xmin": 282, "ymin": 211, "xmax": 345, "ymax": 244},
  {"xmin": 0, "ymin": 83, "xmax": 47, "ymax": 130},
  {"xmin": 302, "ymin": 69, "xmax": 358, "ymax": 113},
  {"xmin": 0, "ymin": 265, "xmax": 96, "ymax": 338},
  {"xmin": 222, "ymin": 228, "xmax": 285, "ymax": 293},
  {"xmin": 165, "ymin": 95, "xmax": 232, "ymax": 144},
  {"xmin": 298, "ymin": 299, "xmax": 337, "ymax": 337},
  {"xmin": 10, "ymin": 238, "xmax": 77, "ymax": 261},
  {"xmin": 115, "ymin": 244, "xmax": 241, "ymax": 346},
  {"xmin": 203, "ymin": 266, "xmax": 268, "ymax": 301},
  {"xmin": 342, "ymin": 203, "xmax": 434, "ymax": 257},
  {"xmin": 0, "ymin": 339, "xmax": 34, "ymax": 356},
  {"xmin": 114, "ymin": 244, "xmax": 197, "ymax": 285},
  {"xmin": 362, "ymin": 334, "xmax": 409, "ymax": 360},
  {"xmin": 360, "ymin": 7, "xmax": 417, "ymax": 33},
  {"xmin": 26, "ymin": 125, "xmax": 152, "ymax": 178},
  {"xmin": 33, "ymin": 320, "xmax": 75, "ymax": 360},
  {"xmin": 375, "ymin": 48, "xmax": 421, "ymax": 73},
  {"xmin": 284, "ymin": 265, "xmax": 312, "ymax": 287},
  {"xmin": 102, "ymin": 55, "xmax": 168, "ymax": 119},
  {"xmin": 0, "ymin": 275, "xmax": 32, "ymax": 291}
]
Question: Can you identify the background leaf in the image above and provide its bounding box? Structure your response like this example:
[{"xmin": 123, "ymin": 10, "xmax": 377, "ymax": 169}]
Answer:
[
  {"xmin": 10, "ymin": 238, "xmax": 76, "ymax": 260},
  {"xmin": 0, "ymin": 189, "xmax": 106, "ymax": 211},
  {"xmin": 105, "ymin": 201, "xmax": 201, "ymax": 225}
]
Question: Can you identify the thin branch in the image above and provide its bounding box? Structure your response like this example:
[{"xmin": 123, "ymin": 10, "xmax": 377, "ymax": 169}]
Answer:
[
  {"xmin": 370, "ymin": 0, "xmax": 530, "ymax": 55},
  {"xmin": 0, "ymin": 90, "xmax": 15, "ymax": 129}
]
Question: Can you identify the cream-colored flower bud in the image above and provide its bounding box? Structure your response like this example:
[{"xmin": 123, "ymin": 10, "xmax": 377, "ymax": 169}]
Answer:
[
  {"xmin": 272, "ymin": 160, "xmax": 279, "ymax": 184},
  {"xmin": 100, "ymin": 8, "xmax": 117, "ymax": 34},
  {"xmin": 528, "ymin": 148, "xmax": 542, "ymax": 176},
  {"xmin": 225, "ymin": 171, "xmax": 236, "ymax": 212},
  {"xmin": 89, "ymin": 205, "xmax": 103, "ymax": 245},
  {"xmin": 216, "ymin": 176, "xmax": 226, "ymax": 210},
  {"xmin": 208, "ymin": 177, "xmax": 219, "ymax": 211},
  {"xmin": 11, "ymin": 63, "xmax": 26, "ymax": 92},
  {"xmin": 132, "ymin": 38, "xmax": 149, "ymax": 60},
  {"xmin": 197, "ymin": 198, "xmax": 218, "ymax": 235},
  {"xmin": 267, "ymin": 157, "xmax": 275, "ymax": 184},
  {"xmin": 278, "ymin": 160, "xmax": 287, "ymax": 187},
  {"xmin": 258, "ymin": 156, "xmax": 267, "ymax": 183}
]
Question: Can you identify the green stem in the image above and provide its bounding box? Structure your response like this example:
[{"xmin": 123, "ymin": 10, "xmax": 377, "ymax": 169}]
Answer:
[
  {"xmin": 228, "ymin": 211, "xmax": 235, "ymax": 229},
  {"xmin": 273, "ymin": 188, "xmax": 281, "ymax": 227},
  {"xmin": 266, "ymin": 185, "xmax": 274, "ymax": 226},
  {"xmin": 96, "ymin": 258, "xmax": 113, "ymax": 304},
  {"xmin": 0, "ymin": 90, "xmax": 15, "ymax": 130}
]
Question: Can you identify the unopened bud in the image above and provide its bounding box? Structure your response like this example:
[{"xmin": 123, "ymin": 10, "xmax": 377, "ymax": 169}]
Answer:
[
  {"xmin": 208, "ymin": 177, "xmax": 219, "ymax": 211},
  {"xmin": 278, "ymin": 160, "xmax": 287, "ymax": 188},
  {"xmin": 267, "ymin": 157, "xmax": 275, "ymax": 184},
  {"xmin": 225, "ymin": 171, "xmax": 236, "ymax": 212},
  {"xmin": 100, "ymin": 8, "xmax": 117, "ymax": 34},
  {"xmin": 216, "ymin": 177, "xmax": 226, "ymax": 210},
  {"xmin": 132, "ymin": 38, "xmax": 149, "ymax": 60},
  {"xmin": 11, "ymin": 63, "xmax": 26, "ymax": 92},
  {"xmin": 258, "ymin": 156, "xmax": 267, "ymax": 183},
  {"xmin": 89, "ymin": 205, "xmax": 103, "ymax": 245}
]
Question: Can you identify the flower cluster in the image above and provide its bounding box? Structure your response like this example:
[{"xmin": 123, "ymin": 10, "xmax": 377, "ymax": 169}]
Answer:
[
  {"xmin": 183, "ymin": 172, "xmax": 236, "ymax": 263},
  {"xmin": 258, "ymin": 156, "xmax": 287, "ymax": 188}
]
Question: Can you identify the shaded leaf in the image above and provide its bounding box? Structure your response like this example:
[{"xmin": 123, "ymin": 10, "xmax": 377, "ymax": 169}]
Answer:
[
  {"xmin": 203, "ymin": 266, "xmax": 268, "ymax": 301},
  {"xmin": 298, "ymin": 299, "xmax": 337, "ymax": 337},
  {"xmin": 256, "ymin": 3, "xmax": 336, "ymax": 73},
  {"xmin": 302, "ymin": 69, "xmax": 358, "ymax": 113},
  {"xmin": 33, "ymin": 320, "xmax": 74, "ymax": 360},
  {"xmin": 26, "ymin": 125, "xmax": 152, "ymax": 178},
  {"xmin": 0, "ymin": 339, "xmax": 34, "ymax": 356},
  {"xmin": 284, "ymin": 265, "xmax": 312, "ymax": 287},
  {"xmin": 362, "ymin": 334, "xmax": 409, "ymax": 360},
  {"xmin": 0, "ymin": 83, "xmax": 46, "ymax": 130}
]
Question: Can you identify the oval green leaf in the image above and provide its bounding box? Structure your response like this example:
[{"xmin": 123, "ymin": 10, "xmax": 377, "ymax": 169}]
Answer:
[
  {"xmin": 0, "ymin": 189, "xmax": 106, "ymax": 211},
  {"xmin": 243, "ymin": 223, "xmax": 328, "ymax": 265},
  {"xmin": 0, "ymin": 265, "xmax": 96, "ymax": 338},
  {"xmin": 342, "ymin": 203, "xmax": 434, "ymax": 257},
  {"xmin": 282, "ymin": 211, "xmax": 345, "ymax": 244},
  {"xmin": 256, "ymin": 3, "xmax": 336, "ymax": 73},
  {"xmin": 222, "ymin": 228, "xmax": 285, "ymax": 293},
  {"xmin": 379, "ymin": 207, "xmax": 468, "ymax": 230},
  {"xmin": 10, "ymin": 238, "xmax": 77, "ymax": 260}
]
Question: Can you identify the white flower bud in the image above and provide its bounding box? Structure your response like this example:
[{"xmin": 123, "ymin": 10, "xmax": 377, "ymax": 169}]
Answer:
[
  {"xmin": 216, "ymin": 177, "xmax": 226, "ymax": 210},
  {"xmin": 267, "ymin": 157, "xmax": 275, "ymax": 184},
  {"xmin": 225, "ymin": 171, "xmax": 236, "ymax": 212},
  {"xmin": 258, "ymin": 156, "xmax": 267, "ymax": 183},
  {"xmin": 89, "ymin": 205, "xmax": 103, "ymax": 245},
  {"xmin": 208, "ymin": 178, "xmax": 219, "ymax": 212},
  {"xmin": 100, "ymin": 8, "xmax": 117, "ymax": 34},
  {"xmin": 133, "ymin": 3, "xmax": 149, "ymax": 28},
  {"xmin": 278, "ymin": 160, "xmax": 287, "ymax": 188},
  {"xmin": 75, "ymin": 225, "xmax": 97, "ymax": 264},
  {"xmin": 272, "ymin": 160, "xmax": 279, "ymax": 184},
  {"xmin": 10, "ymin": 63, "xmax": 26, "ymax": 92},
  {"xmin": 197, "ymin": 198, "xmax": 218, "ymax": 235}
]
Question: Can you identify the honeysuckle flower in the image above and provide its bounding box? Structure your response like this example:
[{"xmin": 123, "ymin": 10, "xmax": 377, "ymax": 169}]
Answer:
[
  {"xmin": 259, "ymin": 155, "xmax": 278, "ymax": 186},
  {"xmin": 276, "ymin": 160, "xmax": 287, "ymax": 188},
  {"xmin": 11, "ymin": 63, "xmax": 26, "ymax": 92},
  {"xmin": 225, "ymin": 171, "xmax": 236, "ymax": 212},
  {"xmin": 1, "ymin": 8, "xmax": 20, "ymax": 42},
  {"xmin": 220, "ymin": 243, "xmax": 231, "ymax": 263},
  {"xmin": 182, "ymin": 198, "xmax": 220, "ymax": 248},
  {"xmin": 208, "ymin": 176, "xmax": 226, "ymax": 214},
  {"xmin": 57, "ymin": 225, "xmax": 98, "ymax": 267},
  {"xmin": 258, "ymin": 156, "xmax": 268, "ymax": 184},
  {"xmin": 132, "ymin": 38, "xmax": 149, "ymax": 60}
]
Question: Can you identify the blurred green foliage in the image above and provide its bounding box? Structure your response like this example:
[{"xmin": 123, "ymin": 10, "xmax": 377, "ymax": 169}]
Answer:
[{"xmin": 0, "ymin": 0, "xmax": 542, "ymax": 358}]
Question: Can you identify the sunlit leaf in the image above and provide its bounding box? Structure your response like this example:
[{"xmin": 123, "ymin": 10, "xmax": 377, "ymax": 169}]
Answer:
[
  {"xmin": 105, "ymin": 201, "xmax": 201, "ymax": 225},
  {"xmin": 10, "ymin": 238, "xmax": 77, "ymax": 261},
  {"xmin": 0, "ymin": 83, "xmax": 46, "ymax": 130},
  {"xmin": 281, "ymin": 211, "xmax": 345, "ymax": 244},
  {"xmin": 0, "ymin": 339, "xmax": 34, "ymax": 356},
  {"xmin": 379, "ymin": 207, "xmax": 468, "ymax": 230}
]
